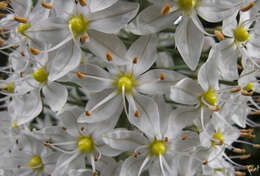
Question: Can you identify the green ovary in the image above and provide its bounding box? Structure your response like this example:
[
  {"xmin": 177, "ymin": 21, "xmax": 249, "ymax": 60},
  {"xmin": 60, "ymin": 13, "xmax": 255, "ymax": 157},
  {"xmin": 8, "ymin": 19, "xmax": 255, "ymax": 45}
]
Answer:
[
  {"xmin": 178, "ymin": 0, "xmax": 198, "ymax": 13},
  {"xmin": 114, "ymin": 73, "xmax": 137, "ymax": 94},
  {"xmin": 69, "ymin": 15, "xmax": 88, "ymax": 36},
  {"xmin": 150, "ymin": 140, "xmax": 167, "ymax": 156},
  {"xmin": 243, "ymin": 83, "xmax": 254, "ymax": 92},
  {"xmin": 28, "ymin": 155, "xmax": 44, "ymax": 171},
  {"xmin": 202, "ymin": 88, "xmax": 217, "ymax": 106},
  {"xmin": 233, "ymin": 26, "xmax": 250, "ymax": 42},
  {"xmin": 33, "ymin": 68, "xmax": 48, "ymax": 84},
  {"xmin": 17, "ymin": 23, "xmax": 31, "ymax": 35},
  {"xmin": 77, "ymin": 136, "xmax": 94, "ymax": 153}
]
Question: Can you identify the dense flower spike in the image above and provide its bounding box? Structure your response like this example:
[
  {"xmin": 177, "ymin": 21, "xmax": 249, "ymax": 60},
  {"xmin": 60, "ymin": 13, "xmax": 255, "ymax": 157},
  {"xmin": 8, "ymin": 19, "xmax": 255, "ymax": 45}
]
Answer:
[{"xmin": 0, "ymin": 0, "xmax": 260, "ymax": 176}]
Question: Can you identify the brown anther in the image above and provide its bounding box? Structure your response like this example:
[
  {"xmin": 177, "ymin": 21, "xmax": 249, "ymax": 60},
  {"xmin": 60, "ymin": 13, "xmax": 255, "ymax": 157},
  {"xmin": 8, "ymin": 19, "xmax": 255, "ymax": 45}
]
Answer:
[
  {"xmin": 0, "ymin": 2, "xmax": 8, "ymax": 10},
  {"xmin": 0, "ymin": 14, "xmax": 6, "ymax": 18},
  {"xmin": 93, "ymin": 171, "xmax": 97, "ymax": 176},
  {"xmin": 41, "ymin": 2, "xmax": 53, "ymax": 9},
  {"xmin": 238, "ymin": 154, "xmax": 251, "ymax": 160},
  {"xmin": 94, "ymin": 157, "xmax": 98, "ymax": 161},
  {"xmin": 214, "ymin": 30, "xmax": 225, "ymax": 41},
  {"xmin": 44, "ymin": 141, "xmax": 51, "ymax": 147},
  {"xmin": 253, "ymin": 144, "xmax": 260, "ymax": 148},
  {"xmin": 77, "ymin": 72, "xmax": 85, "ymax": 79},
  {"xmin": 160, "ymin": 73, "xmax": 165, "ymax": 80},
  {"xmin": 164, "ymin": 137, "xmax": 168, "ymax": 142},
  {"xmin": 250, "ymin": 111, "xmax": 260, "ymax": 115},
  {"xmin": 85, "ymin": 110, "xmax": 91, "ymax": 116},
  {"xmin": 13, "ymin": 16, "xmax": 27, "ymax": 23},
  {"xmin": 237, "ymin": 64, "xmax": 243, "ymax": 70},
  {"xmin": 106, "ymin": 52, "xmax": 113, "ymax": 62},
  {"xmin": 210, "ymin": 106, "xmax": 220, "ymax": 112},
  {"xmin": 61, "ymin": 126, "xmax": 67, "ymax": 131},
  {"xmin": 240, "ymin": 133, "xmax": 256, "ymax": 139},
  {"xmin": 213, "ymin": 141, "xmax": 224, "ymax": 146},
  {"xmin": 30, "ymin": 48, "xmax": 40, "ymax": 55},
  {"xmin": 182, "ymin": 136, "xmax": 187, "ymax": 140},
  {"xmin": 256, "ymin": 96, "xmax": 260, "ymax": 103},
  {"xmin": 240, "ymin": 2, "xmax": 255, "ymax": 12},
  {"xmin": 17, "ymin": 165, "xmax": 21, "ymax": 168},
  {"xmin": 48, "ymin": 174, "xmax": 51, "ymax": 176},
  {"xmin": 80, "ymin": 127, "xmax": 85, "ymax": 131},
  {"xmin": 202, "ymin": 161, "xmax": 208, "ymax": 165},
  {"xmin": 134, "ymin": 110, "xmax": 140, "ymax": 118},
  {"xmin": 19, "ymin": 72, "xmax": 23, "ymax": 78},
  {"xmin": 161, "ymin": 3, "xmax": 171, "ymax": 15},
  {"xmin": 230, "ymin": 87, "xmax": 242, "ymax": 93},
  {"xmin": 244, "ymin": 165, "xmax": 254, "ymax": 170},
  {"xmin": 21, "ymin": 51, "xmax": 25, "ymax": 56},
  {"xmin": 134, "ymin": 152, "xmax": 138, "ymax": 158},
  {"xmin": 133, "ymin": 57, "xmax": 138, "ymax": 64},
  {"xmin": 0, "ymin": 38, "xmax": 3, "ymax": 47},
  {"xmin": 241, "ymin": 91, "xmax": 253, "ymax": 96},
  {"xmin": 18, "ymin": 148, "xmax": 22, "ymax": 151},
  {"xmin": 79, "ymin": 0, "xmax": 87, "ymax": 6},
  {"xmin": 235, "ymin": 171, "xmax": 246, "ymax": 176},
  {"xmin": 233, "ymin": 148, "xmax": 246, "ymax": 153},
  {"xmin": 240, "ymin": 129, "xmax": 253, "ymax": 133},
  {"xmin": 80, "ymin": 35, "xmax": 88, "ymax": 43}
]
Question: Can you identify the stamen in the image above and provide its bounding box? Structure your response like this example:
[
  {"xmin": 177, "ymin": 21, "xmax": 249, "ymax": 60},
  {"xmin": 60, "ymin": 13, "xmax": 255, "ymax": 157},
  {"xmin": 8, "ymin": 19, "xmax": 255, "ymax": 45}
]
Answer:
[
  {"xmin": 202, "ymin": 161, "xmax": 208, "ymax": 165},
  {"xmin": 161, "ymin": 3, "xmax": 171, "ymax": 16},
  {"xmin": 240, "ymin": 2, "xmax": 254, "ymax": 12},
  {"xmin": 134, "ymin": 152, "xmax": 138, "ymax": 158},
  {"xmin": 79, "ymin": 0, "xmax": 87, "ymax": 6},
  {"xmin": 21, "ymin": 51, "xmax": 25, "ymax": 56},
  {"xmin": 85, "ymin": 110, "xmax": 91, "ymax": 116},
  {"xmin": 210, "ymin": 106, "xmax": 220, "ymax": 111},
  {"xmin": 232, "ymin": 148, "xmax": 246, "ymax": 153},
  {"xmin": 81, "ymin": 35, "xmax": 88, "ymax": 43},
  {"xmin": 181, "ymin": 136, "xmax": 187, "ymax": 140},
  {"xmin": 61, "ymin": 126, "xmax": 67, "ymax": 131},
  {"xmin": 77, "ymin": 72, "xmax": 86, "ymax": 79},
  {"xmin": 160, "ymin": 73, "xmax": 165, "ymax": 80},
  {"xmin": 41, "ymin": 2, "xmax": 53, "ymax": 9},
  {"xmin": 214, "ymin": 30, "xmax": 225, "ymax": 41},
  {"xmin": 241, "ymin": 91, "xmax": 253, "ymax": 96},
  {"xmin": 235, "ymin": 171, "xmax": 246, "ymax": 176},
  {"xmin": 30, "ymin": 48, "xmax": 40, "ymax": 55},
  {"xmin": 20, "ymin": 72, "xmax": 23, "ymax": 77},
  {"xmin": 13, "ymin": 16, "xmax": 27, "ymax": 23},
  {"xmin": 240, "ymin": 133, "xmax": 255, "ymax": 139},
  {"xmin": 132, "ymin": 57, "xmax": 138, "ymax": 64},
  {"xmin": 230, "ymin": 86, "xmax": 242, "ymax": 93},
  {"xmin": 134, "ymin": 110, "xmax": 140, "ymax": 118},
  {"xmin": 229, "ymin": 154, "xmax": 251, "ymax": 160},
  {"xmin": 0, "ymin": 2, "xmax": 8, "ymax": 10},
  {"xmin": 44, "ymin": 141, "xmax": 51, "ymax": 147},
  {"xmin": 106, "ymin": 52, "xmax": 113, "ymax": 61},
  {"xmin": 253, "ymin": 144, "xmax": 260, "ymax": 148},
  {"xmin": 164, "ymin": 137, "xmax": 168, "ymax": 142}
]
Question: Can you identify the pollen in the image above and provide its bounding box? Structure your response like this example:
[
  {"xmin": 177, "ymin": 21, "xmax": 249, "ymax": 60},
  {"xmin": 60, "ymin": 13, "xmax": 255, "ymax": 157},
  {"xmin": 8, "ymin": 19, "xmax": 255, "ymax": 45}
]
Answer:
[
  {"xmin": 177, "ymin": 0, "xmax": 198, "ymax": 14},
  {"xmin": 17, "ymin": 23, "xmax": 31, "ymax": 35},
  {"xmin": 233, "ymin": 26, "xmax": 250, "ymax": 42},
  {"xmin": 33, "ymin": 68, "xmax": 48, "ymax": 84},
  {"xmin": 77, "ymin": 136, "xmax": 94, "ymax": 153},
  {"xmin": 243, "ymin": 83, "xmax": 254, "ymax": 92},
  {"xmin": 69, "ymin": 15, "xmax": 88, "ymax": 36},
  {"xmin": 28, "ymin": 155, "xmax": 44, "ymax": 171},
  {"xmin": 150, "ymin": 139, "xmax": 167, "ymax": 156},
  {"xmin": 202, "ymin": 88, "xmax": 218, "ymax": 106}
]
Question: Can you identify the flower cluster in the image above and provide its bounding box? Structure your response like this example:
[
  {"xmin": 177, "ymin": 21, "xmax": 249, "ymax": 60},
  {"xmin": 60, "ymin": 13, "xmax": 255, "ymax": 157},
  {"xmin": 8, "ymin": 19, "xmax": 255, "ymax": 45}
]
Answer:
[{"xmin": 0, "ymin": 0, "xmax": 260, "ymax": 176}]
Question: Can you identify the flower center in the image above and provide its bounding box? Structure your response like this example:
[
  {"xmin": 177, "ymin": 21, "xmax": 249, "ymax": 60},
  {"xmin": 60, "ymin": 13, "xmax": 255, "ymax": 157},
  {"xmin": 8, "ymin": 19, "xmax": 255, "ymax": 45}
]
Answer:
[
  {"xmin": 233, "ymin": 26, "xmax": 250, "ymax": 42},
  {"xmin": 28, "ymin": 155, "xmax": 44, "ymax": 171},
  {"xmin": 77, "ymin": 137, "xmax": 94, "ymax": 153},
  {"xmin": 17, "ymin": 23, "xmax": 31, "ymax": 35},
  {"xmin": 12, "ymin": 122, "xmax": 19, "ymax": 128},
  {"xmin": 69, "ymin": 15, "xmax": 88, "ymax": 36},
  {"xmin": 115, "ymin": 73, "xmax": 137, "ymax": 94},
  {"xmin": 178, "ymin": 0, "xmax": 198, "ymax": 13},
  {"xmin": 243, "ymin": 83, "xmax": 254, "ymax": 92},
  {"xmin": 211, "ymin": 130, "xmax": 224, "ymax": 146},
  {"xmin": 202, "ymin": 88, "xmax": 217, "ymax": 106},
  {"xmin": 150, "ymin": 140, "xmax": 167, "ymax": 156},
  {"xmin": 33, "ymin": 68, "xmax": 48, "ymax": 84}
]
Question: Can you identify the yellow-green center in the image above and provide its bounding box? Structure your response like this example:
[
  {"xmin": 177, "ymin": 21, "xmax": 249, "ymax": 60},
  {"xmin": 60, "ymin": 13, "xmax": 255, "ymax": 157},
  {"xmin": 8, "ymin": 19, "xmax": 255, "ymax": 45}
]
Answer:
[
  {"xmin": 243, "ymin": 83, "xmax": 254, "ymax": 92},
  {"xmin": 17, "ymin": 23, "xmax": 31, "ymax": 35},
  {"xmin": 28, "ymin": 155, "xmax": 44, "ymax": 171},
  {"xmin": 77, "ymin": 137, "xmax": 94, "ymax": 153},
  {"xmin": 69, "ymin": 15, "xmax": 88, "ymax": 37},
  {"xmin": 202, "ymin": 88, "xmax": 217, "ymax": 106},
  {"xmin": 150, "ymin": 140, "xmax": 167, "ymax": 156},
  {"xmin": 178, "ymin": 0, "xmax": 198, "ymax": 13},
  {"xmin": 33, "ymin": 68, "xmax": 48, "ymax": 84},
  {"xmin": 211, "ymin": 130, "xmax": 224, "ymax": 146},
  {"xmin": 233, "ymin": 26, "xmax": 250, "ymax": 42},
  {"xmin": 114, "ymin": 73, "xmax": 137, "ymax": 94}
]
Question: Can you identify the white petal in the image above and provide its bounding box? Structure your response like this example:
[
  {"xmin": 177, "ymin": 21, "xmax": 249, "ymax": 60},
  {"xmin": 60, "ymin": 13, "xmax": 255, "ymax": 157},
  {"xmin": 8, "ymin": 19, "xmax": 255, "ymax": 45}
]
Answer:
[
  {"xmin": 126, "ymin": 35, "xmax": 158, "ymax": 75},
  {"xmin": 175, "ymin": 17, "xmax": 204, "ymax": 70},
  {"xmin": 43, "ymin": 82, "xmax": 68, "ymax": 112},
  {"xmin": 120, "ymin": 156, "xmax": 145, "ymax": 176},
  {"xmin": 222, "ymin": 12, "xmax": 237, "ymax": 37},
  {"xmin": 88, "ymin": 0, "xmax": 118, "ymax": 12}
]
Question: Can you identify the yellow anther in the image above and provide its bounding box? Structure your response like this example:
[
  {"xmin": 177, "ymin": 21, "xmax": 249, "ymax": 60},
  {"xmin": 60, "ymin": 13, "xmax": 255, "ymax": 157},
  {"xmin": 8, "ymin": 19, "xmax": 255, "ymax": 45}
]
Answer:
[
  {"xmin": 69, "ymin": 15, "xmax": 88, "ymax": 36},
  {"xmin": 150, "ymin": 140, "xmax": 167, "ymax": 156},
  {"xmin": 233, "ymin": 26, "xmax": 250, "ymax": 42},
  {"xmin": 28, "ymin": 156, "xmax": 44, "ymax": 171},
  {"xmin": 17, "ymin": 23, "xmax": 31, "ymax": 35},
  {"xmin": 243, "ymin": 83, "xmax": 254, "ymax": 92},
  {"xmin": 33, "ymin": 68, "xmax": 48, "ymax": 84},
  {"xmin": 14, "ymin": 16, "xmax": 27, "ymax": 23},
  {"xmin": 12, "ymin": 122, "xmax": 19, "ymax": 128},
  {"xmin": 178, "ymin": 0, "xmax": 198, "ymax": 14},
  {"xmin": 161, "ymin": 3, "xmax": 171, "ymax": 15},
  {"xmin": 212, "ymin": 130, "xmax": 224, "ymax": 145},
  {"xmin": 77, "ymin": 137, "xmax": 94, "ymax": 153},
  {"xmin": 202, "ymin": 88, "xmax": 217, "ymax": 106},
  {"xmin": 41, "ymin": 2, "xmax": 53, "ymax": 9}
]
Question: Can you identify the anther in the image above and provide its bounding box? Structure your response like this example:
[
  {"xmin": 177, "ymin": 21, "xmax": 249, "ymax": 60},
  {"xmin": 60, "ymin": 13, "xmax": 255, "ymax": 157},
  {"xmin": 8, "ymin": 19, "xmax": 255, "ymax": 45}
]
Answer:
[
  {"xmin": 44, "ymin": 141, "xmax": 51, "ymax": 147},
  {"xmin": 79, "ymin": 0, "xmax": 87, "ymax": 6},
  {"xmin": 235, "ymin": 171, "xmax": 246, "ymax": 176},
  {"xmin": 237, "ymin": 65, "xmax": 243, "ymax": 70},
  {"xmin": 0, "ymin": 2, "xmax": 8, "ymax": 10},
  {"xmin": 80, "ymin": 35, "xmax": 88, "ymax": 43},
  {"xmin": 244, "ymin": 165, "xmax": 254, "ymax": 170},
  {"xmin": 240, "ymin": 133, "xmax": 256, "ymax": 139},
  {"xmin": 106, "ymin": 52, "xmax": 113, "ymax": 61},
  {"xmin": 239, "ymin": 154, "xmax": 251, "ymax": 160},
  {"xmin": 230, "ymin": 86, "xmax": 242, "ymax": 93},
  {"xmin": 20, "ymin": 72, "xmax": 23, "ymax": 77},
  {"xmin": 133, "ymin": 57, "xmax": 138, "ymax": 64},
  {"xmin": 134, "ymin": 110, "xmax": 140, "ymax": 118},
  {"xmin": 13, "ymin": 16, "xmax": 27, "ymax": 23},
  {"xmin": 164, "ymin": 137, "xmax": 168, "ymax": 142},
  {"xmin": 182, "ymin": 136, "xmax": 187, "ymax": 140},
  {"xmin": 41, "ymin": 2, "xmax": 53, "ymax": 9},
  {"xmin": 80, "ymin": 127, "xmax": 85, "ymax": 131},
  {"xmin": 21, "ymin": 51, "xmax": 25, "ymax": 56},
  {"xmin": 85, "ymin": 110, "xmax": 91, "ymax": 116},
  {"xmin": 0, "ymin": 14, "xmax": 6, "ymax": 18},
  {"xmin": 134, "ymin": 152, "xmax": 138, "ymax": 158},
  {"xmin": 160, "ymin": 73, "xmax": 165, "ymax": 80},
  {"xmin": 253, "ymin": 144, "xmax": 260, "ymax": 148},
  {"xmin": 30, "ymin": 48, "xmax": 40, "ymax": 55},
  {"xmin": 0, "ymin": 38, "xmax": 4, "ymax": 47},
  {"xmin": 240, "ymin": 129, "xmax": 253, "ymax": 133},
  {"xmin": 202, "ymin": 161, "xmax": 208, "ymax": 165},
  {"xmin": 241, "ymin": 91, "xmax": 253, "ymax": 96},
  {"xmin": 232, "ymin": 148, "xmax": 246, "ymax": 153},
  {"xmin": 61, "ymin": 126, "xmax": 67, "ymax": 131},
  {"xmin": 161, "ymin": 3, "xmax": 171, "ymax": 15},
  {"xmin": 93, "ymin": 171, "xmax": 97, "ymax": 176},
  {"xmin": 250, "ymin": 111, "xmax": 260, "ymax": 115},
  {"xmin": 214, "ymin": 30, "xmax": 225, "ymax": 41},
  {"xmin": 210, "ymin": 106, "xmax": 220, "ymax": 112},
  {"xmin": 94, "ymin": 157, "xmax": 98, "ymax": 161},
  {"xmin": 77, "ymin": 72, "xmax": 86, "ymax": 79},
  {"xmin": 240, "ymin": 2, "xmax": 254, "ymax": 12}
]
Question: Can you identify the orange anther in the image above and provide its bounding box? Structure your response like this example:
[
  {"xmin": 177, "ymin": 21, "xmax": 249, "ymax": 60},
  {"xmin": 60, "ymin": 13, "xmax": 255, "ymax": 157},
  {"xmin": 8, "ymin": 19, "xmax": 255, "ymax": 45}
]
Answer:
[
  {"xmin": 210, "ymin": 106, "xmax": 220, "ymax": 112},
  {"xmin": 214, "ymin": 30, "xmax": 225, "ymax": 41},
  {"xmin": 0, "ymin": 2, "xmax": 8, "ymax": 10},
  {"xmin": 230, "ymin": 86, "xmax": 242, "ymax": 93},
  {"xmin": 133, "ymin": 57, "xmax": 138, "ymax": 64},
  {"xmin": 79, "ymin": 0, "xmax": 87, "ymax": 6},
  {"xmin": 106, "ymin": 52, "xmax": 112, "ymax": 61},
  {"xmin": 30, "ymin": 48, "xmax": 40, "ymax": 55},
  {"xmin": 241, "ymin": 91, "xmax": 253, "ymax": 96},
  {"xmin": 85, "ymin": 110, "xmax": 91, "ymax": 116},
  {"xmin": 240, "ymin": 2, "xmax": 255, "ymax": 12},
  {"xmin": 134, "ymin": 152, "xmax": 138, "ymax": 158},
  {"xmin": 134, "ymin": 110, "xmax": 140, "ymax": 118},
  {"xmin": 160, "ymin": 73, "xmax": 165, "ymax": 80},
  {"xmin": 161, "ymin": 3, "xmax": 171, "ymax": 15},
  {"xmin": 81, "ymin": 35, "xmax": 88, "ymax": 43},
  {"xmin": 77, "ymin": 72, "xmax": 86, "ymax": 79},
  {"xmin": 41, "ymin": 2, "xmax": 53, "ymax": 9},
  {"xmin": 164, "ymin": 137, "xmax": 168, "ymax": 142},
  {"xmin": 13, "ymin": 16, "xmax": 27, "ymax": 23},
  {"xmin": 182, "ymin": 136, "xmax": 187, "ymax": 140}
]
